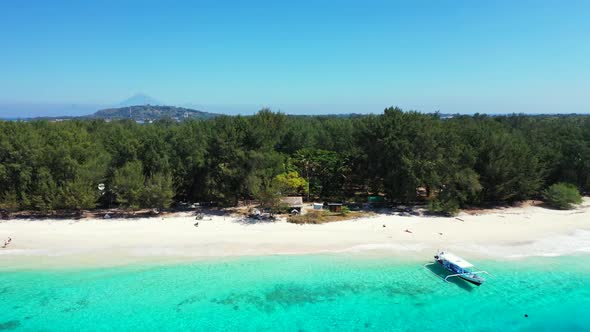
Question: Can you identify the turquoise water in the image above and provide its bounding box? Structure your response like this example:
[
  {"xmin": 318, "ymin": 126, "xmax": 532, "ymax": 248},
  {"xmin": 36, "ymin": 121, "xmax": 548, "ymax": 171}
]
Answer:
[{"xmin": 1, "ymin": 255, "xmax": 589, "ymax": 331}]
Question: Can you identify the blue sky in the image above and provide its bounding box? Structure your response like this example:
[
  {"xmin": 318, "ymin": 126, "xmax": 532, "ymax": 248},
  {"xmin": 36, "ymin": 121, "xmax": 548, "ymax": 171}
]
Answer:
[{"xmin": 0, "ymin": 0, "xmax": 589, "ymax": 116}]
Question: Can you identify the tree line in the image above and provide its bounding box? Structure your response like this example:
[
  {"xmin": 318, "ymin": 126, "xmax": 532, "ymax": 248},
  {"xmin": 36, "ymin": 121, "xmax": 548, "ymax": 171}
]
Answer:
[{"xmin": 1, "ymin": 108, "xmax": 589, "ymax": 213}]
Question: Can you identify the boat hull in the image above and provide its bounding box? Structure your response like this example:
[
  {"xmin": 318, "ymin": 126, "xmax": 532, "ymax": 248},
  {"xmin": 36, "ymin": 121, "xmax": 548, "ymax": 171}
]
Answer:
[
  {"xmin": 435, "ymin": 259, "xmax": 485, "ymax": 286},
  {"xmin": 459, "ymin": 275, "xmax": 484, "ymax": 286}
]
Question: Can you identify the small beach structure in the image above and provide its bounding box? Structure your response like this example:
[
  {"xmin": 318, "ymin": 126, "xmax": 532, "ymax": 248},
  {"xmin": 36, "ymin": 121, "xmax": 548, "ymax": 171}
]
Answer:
[
  {"xmin": 313, "ymin": 203, "xmax": 324, "ymax": 210},
  {"xmin": 425, "ymin": 251, "xmax": 489, "ymax": 286},
  {"xmin": 281, "ymin": 196, "xmax": 303, "ymax": 213},
  {"xmin": 327, "ymin": 203, "xmax": 343, "ymax": 213},
  {"xmin": 367, "ymin": 196, "xmax": 386, "ymax": 208}
]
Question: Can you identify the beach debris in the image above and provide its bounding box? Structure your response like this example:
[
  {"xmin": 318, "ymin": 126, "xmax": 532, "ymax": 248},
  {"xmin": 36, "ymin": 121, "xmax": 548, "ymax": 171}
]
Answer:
[
  {"xmin": 1, "ymin": 237, "xmax": 11, "ymax": 248},
  {"xmin": 438, "ymin": 232, "xmax": 443, "ymax": 236},
  {"xmin": 103, "ymin": 213, "xmax": 111, "ymax": 219},
  {"xmin": 194, "ymin": 222, "xmax": 199, "ymax": 227},
  {"xmin": 455, "ymin": 217, "xmax": 464, "ymax": 222},
  {"xmin": 248, "ymin": 208, "xmax": 261, "ymax": 219},
  {"xmin": 382, "ymin": 224, "xmax": 386, "ymax": 228},
  {"xmin": 404, "ymin": 229, "xmax": 413, "ymax": 233}
]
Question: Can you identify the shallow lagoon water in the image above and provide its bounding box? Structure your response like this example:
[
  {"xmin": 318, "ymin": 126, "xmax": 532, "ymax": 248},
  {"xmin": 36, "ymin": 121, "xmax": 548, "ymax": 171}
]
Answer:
[{"xmin": 1, "ymin": 254, "xmax": 589, "ymax": 331}]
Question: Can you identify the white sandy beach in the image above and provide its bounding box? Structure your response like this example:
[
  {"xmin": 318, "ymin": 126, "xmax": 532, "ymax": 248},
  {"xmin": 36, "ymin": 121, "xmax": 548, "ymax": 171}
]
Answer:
[{"xmin": 1, "ymin": 198, "xmax": 589, "ymax": 268}]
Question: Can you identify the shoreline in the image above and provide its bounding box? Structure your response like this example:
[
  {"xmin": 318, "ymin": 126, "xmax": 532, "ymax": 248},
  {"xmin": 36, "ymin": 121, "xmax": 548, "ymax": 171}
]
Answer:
[{"xmin": 1, "ymin": 198, "xmax": 589, "ymax": 269}]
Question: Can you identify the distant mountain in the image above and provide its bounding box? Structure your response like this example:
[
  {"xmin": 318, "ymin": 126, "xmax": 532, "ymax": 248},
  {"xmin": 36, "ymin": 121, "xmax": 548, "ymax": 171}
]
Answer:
[
  {"xmin": 87, "ymin": 105, "xmax": 219, "ymax": 121},
  {"xmin": 118, "ymin": 93, "xmax": 162, "ymax": 107}
]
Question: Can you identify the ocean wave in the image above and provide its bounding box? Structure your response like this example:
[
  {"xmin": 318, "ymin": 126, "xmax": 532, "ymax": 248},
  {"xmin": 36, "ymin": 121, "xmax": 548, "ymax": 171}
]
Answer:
[
  {"xmin": 463, "ymin": 229, "xmax": 590, "ymax": 259},
  {"xmin": 0, "ymin": 249, "xmax": 51, "ymax": 256},
  {"xmin": 321, "ymin": 243, "xmax": 429, "ymax": 253}
]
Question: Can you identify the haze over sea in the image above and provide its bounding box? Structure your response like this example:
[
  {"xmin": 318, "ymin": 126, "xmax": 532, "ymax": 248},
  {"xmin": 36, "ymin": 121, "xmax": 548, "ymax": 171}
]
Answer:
[{"xmin": 2, "ymin": 254, "xmax": 589, "ymax": 331}]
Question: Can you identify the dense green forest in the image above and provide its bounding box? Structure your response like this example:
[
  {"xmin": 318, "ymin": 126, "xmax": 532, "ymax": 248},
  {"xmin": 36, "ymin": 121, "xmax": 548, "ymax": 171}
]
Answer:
[{"xmin": 1, "ymin": 108, "xmax": 589, "ymax": 214}]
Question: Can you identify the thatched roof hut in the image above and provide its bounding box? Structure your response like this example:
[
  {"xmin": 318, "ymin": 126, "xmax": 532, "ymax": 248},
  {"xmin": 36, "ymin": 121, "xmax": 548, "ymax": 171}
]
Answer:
[{"xmin": 280, "ymin": 196, "xmax": 303, "ymax": 207}]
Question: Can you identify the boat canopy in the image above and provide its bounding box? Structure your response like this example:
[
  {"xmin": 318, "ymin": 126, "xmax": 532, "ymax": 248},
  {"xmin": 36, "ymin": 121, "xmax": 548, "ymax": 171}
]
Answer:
[{"xmin": 439, "ymin": 252, "xmax": 474, "ymax": 268}]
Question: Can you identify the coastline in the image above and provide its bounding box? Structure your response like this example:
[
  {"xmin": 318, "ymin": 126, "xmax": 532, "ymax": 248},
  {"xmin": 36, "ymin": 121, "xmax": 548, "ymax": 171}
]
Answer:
[{"xmin": 1, "ymin": 198, "xmax": 589, "ymax": 269}]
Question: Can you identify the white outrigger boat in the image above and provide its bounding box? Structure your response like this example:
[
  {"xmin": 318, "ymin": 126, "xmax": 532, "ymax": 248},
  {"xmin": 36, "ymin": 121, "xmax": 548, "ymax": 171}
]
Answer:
[{"xmin": 425, "ymin": 251, "xmax": 489, "ymax": 286}]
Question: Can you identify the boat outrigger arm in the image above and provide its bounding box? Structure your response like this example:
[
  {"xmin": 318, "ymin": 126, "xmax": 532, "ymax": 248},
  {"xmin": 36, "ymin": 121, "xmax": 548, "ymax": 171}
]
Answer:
[{"xmin": 441, "ymin": 270, "xmax": 489, "ymax": 282}]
